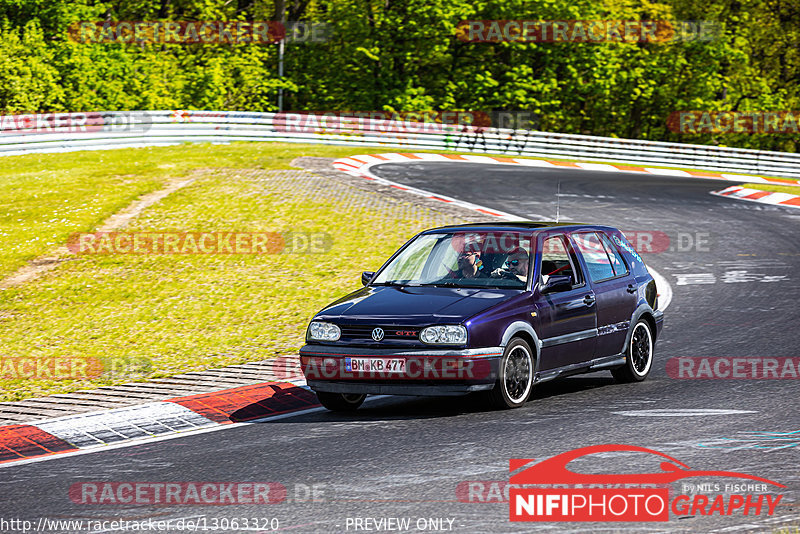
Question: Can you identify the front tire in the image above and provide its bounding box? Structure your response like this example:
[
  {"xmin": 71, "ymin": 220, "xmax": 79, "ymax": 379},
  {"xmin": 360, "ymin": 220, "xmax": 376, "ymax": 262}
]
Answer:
[
  {"xmin": 316, "ymin": 392, "xmax": 366, "ymax": 411},
  {"xmin": 488, "ymin": 338, "xmax": 534, "ymax": 409},
  {"xmin": 612, "ymin": 319, "xmax": 654, "ymax": 383}
]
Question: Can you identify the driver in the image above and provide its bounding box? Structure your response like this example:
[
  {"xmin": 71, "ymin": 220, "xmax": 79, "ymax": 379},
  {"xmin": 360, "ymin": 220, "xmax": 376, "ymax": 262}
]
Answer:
[
  {"xmin": 491, "ymin": 247, "xmax": 529, "ymax": 283},
  {"xmin": 449, "ymin": 248, "xmax": 487, "ymax": 279}
]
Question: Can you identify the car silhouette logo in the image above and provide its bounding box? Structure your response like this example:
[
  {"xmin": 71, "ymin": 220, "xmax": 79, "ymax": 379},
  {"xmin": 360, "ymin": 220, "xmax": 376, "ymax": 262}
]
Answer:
[
  {"xmin": 510, "ymin": 444, "xmax": 785, "ymax": 487},
  {"xmin": 371, "ymin": 328, "xmax": 385, "ymax": 341}
]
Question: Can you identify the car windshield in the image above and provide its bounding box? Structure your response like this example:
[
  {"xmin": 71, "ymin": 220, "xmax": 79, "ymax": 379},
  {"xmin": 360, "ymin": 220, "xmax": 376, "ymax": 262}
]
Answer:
[{"xmin": 371, "ymin": 231, "xmax": 533, "ymax": 288}]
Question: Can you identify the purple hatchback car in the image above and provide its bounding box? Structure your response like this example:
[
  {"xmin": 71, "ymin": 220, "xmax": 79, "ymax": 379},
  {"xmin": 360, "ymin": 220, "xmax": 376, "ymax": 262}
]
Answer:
[{"xmin": 300, "ymin": 222, "xmax": 664, "ymax": 411}]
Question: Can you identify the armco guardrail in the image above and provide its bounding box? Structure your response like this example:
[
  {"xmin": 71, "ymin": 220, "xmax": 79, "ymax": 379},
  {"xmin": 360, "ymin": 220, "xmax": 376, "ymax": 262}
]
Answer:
[{"xmin": 2, "ymin": 110, "xmax": 800, "ymax": 178}]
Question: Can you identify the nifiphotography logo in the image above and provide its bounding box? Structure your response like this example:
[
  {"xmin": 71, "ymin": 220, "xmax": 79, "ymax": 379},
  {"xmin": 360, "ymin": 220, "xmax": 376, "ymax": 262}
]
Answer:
[{"xmin": 509, "ymin": 444, "xmax": 785, "ymax": 522}]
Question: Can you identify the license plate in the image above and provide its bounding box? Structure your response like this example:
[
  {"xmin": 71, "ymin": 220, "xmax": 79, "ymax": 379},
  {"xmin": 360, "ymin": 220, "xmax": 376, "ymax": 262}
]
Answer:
[{"xmin": 345, "ymin": 358, "xmax": 406, "ymax": 373}]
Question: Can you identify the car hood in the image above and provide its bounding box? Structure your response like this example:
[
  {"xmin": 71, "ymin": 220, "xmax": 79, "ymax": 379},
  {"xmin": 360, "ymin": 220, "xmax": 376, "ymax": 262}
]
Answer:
[{"xmin": 315, "ymin": 285, "xmax": 519, "ymax": 324}]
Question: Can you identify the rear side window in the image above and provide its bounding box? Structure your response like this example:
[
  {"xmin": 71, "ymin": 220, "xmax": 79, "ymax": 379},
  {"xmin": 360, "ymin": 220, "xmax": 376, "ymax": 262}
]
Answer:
[
  {"xmin": 572, "ymin": 232, "xmax": 616, "ymax": 282},
  {"xmin": 598, "ymin": 233, "xmax": 629, "ymax": 276}
]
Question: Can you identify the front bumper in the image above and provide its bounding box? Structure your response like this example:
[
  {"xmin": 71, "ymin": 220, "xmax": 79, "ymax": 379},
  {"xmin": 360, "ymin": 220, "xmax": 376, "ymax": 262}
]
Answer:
[
  {"xmin": 307, "ymin": 380, "xmax": 495, "ymax": 396},
  {"xmin": 299, "ymin": 345, "xmax": 503, "ymax": 396}
]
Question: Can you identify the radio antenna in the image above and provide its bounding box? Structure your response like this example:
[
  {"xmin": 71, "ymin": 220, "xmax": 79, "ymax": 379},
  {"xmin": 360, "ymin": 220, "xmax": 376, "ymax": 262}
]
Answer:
[{"xmin": 555, "ymin": 181, "xmax": 561, "ymax": 223}]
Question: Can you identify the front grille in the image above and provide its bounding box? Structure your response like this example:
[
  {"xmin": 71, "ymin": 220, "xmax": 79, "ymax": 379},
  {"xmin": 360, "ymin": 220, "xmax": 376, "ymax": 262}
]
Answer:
[{"xmin": 339, "ymin": 325, "xmax": 421, "ymax": 341}]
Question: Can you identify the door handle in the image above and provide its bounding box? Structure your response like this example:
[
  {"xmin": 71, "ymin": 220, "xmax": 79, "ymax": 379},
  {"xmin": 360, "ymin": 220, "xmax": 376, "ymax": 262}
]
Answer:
[
  {"xmin": 626, "ymin": 284, "xmax": 637, "ymax": 294},
  {"xmin": 583, "ymin": 294, "xmax": 596, "ymax": 306}
]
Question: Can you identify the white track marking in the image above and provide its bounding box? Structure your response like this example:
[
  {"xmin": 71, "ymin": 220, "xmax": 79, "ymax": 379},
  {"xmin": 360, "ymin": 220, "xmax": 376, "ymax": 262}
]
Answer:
[
  {"xmin": 613, "ymin": 409, "xmax": 757, "ymax": 417},
  {"xmin": 36, "ymin": 402, "xmax": 216, "ymax": 448},
  {"xmin": 575, "ymin": 163, "xmax": 621, "ymax": 172},
  {"xmin": 643, "ymin": 168, "xmax": 692, "ymax": 177}
]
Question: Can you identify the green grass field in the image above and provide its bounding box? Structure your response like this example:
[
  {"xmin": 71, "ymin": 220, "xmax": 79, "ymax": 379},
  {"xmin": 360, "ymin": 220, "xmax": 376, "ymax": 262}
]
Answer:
[{"xmin": 0, "ymin": 142, "xmax": 458, "ymax": 401}]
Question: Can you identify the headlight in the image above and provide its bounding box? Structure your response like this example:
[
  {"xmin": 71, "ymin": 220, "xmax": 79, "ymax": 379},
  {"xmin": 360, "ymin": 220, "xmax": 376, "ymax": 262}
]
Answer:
[
  {"xmin": 308, "ymin": 321, "xmax": 341, "ymax": 341},
  {"xmin": 420, "ymin": 325, "xmax": 467, "ymax": 345}
]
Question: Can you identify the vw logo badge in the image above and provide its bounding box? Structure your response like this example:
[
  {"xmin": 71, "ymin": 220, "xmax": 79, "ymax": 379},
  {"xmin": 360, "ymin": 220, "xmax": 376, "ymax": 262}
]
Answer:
[{"xmin": 371, "ymin": 328, "xmax": 385, "ymax": 341}]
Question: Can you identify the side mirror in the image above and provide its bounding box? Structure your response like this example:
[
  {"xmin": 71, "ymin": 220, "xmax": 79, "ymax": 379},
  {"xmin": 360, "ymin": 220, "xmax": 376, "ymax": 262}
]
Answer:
[
  {"xmin": 541, "ymin": 274, "xmax": 572, "ymax": 294},
  {"xmin": 361, "ymin": 271, "xmax": 375, "ymax": 286}
]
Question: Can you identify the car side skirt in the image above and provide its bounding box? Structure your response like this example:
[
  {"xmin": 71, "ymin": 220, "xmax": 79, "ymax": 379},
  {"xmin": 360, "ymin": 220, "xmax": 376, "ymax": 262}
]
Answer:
[{"xmin": 536, "ymin": 353, "xmax": 626, "ymax": 384}]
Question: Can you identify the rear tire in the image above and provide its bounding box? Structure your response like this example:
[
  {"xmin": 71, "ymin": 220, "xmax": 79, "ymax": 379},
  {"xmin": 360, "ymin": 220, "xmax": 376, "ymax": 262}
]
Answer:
[
  {"xmin": 488, "ymin": 338, "xmax": 534, "ymax": 409},
  {"xmin": 612, "ymin": 319, "xmax": 654, "ymax": 383},
  {"xmin": 316, "ymin": 391, "xmax": 366, "ymax": 411}
]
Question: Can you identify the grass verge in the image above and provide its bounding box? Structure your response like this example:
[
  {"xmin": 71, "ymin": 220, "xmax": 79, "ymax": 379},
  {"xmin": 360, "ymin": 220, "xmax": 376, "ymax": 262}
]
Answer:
[{"xmin": 0, "ymin": 145, "xmax": 456, "ymax": 401}]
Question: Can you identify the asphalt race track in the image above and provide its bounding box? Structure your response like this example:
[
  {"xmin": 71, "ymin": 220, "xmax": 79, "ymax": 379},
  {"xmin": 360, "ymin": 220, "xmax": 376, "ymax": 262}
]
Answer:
[{"xmin": 1, "ymin": 162, "xmax": 798, "ymax": 533}]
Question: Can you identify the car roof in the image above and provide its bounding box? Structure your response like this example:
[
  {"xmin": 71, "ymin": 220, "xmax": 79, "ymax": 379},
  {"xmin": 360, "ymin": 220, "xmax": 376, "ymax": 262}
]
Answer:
[{"xmin": 422, "ymin": 221, "xmax": 614, "ymax": 234}]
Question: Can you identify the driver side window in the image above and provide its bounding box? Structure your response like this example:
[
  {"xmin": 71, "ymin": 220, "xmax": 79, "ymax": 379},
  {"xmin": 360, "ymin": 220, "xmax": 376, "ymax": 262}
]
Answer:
[{"xmin": 541, "ymin": 235, "xmax": 582, "ymax": 287}]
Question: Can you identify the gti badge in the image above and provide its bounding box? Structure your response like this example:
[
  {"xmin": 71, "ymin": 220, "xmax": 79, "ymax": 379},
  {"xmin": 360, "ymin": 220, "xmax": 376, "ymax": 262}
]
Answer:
[{"xmin": 371, "ymin": 328, "xmax": 385, "ymax": 341}]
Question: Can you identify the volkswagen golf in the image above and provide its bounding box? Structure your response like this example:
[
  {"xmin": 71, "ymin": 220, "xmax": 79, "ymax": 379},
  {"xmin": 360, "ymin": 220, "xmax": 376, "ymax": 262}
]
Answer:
[{"xmin": 299, "ymin": 222, "xmax": 664, "ymax": 411}]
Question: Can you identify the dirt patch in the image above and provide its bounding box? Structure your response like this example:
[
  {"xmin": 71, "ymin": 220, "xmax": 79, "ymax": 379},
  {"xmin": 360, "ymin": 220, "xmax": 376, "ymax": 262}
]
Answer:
[{"xmin": 0, "ymin": 176, "xmax": 196, "ymax": 290}]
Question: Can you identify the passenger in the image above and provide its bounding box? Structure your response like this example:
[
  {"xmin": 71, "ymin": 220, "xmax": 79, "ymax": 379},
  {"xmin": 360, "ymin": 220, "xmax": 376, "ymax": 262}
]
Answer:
[{"xmin": 491, "ymin": 248, "xmax": 529, "ymax": 282}]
